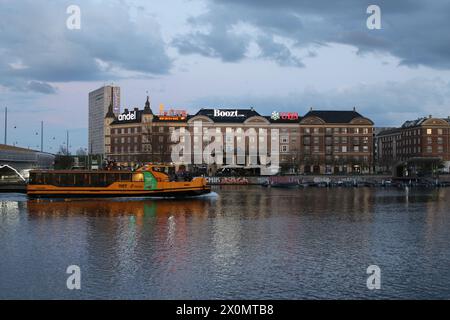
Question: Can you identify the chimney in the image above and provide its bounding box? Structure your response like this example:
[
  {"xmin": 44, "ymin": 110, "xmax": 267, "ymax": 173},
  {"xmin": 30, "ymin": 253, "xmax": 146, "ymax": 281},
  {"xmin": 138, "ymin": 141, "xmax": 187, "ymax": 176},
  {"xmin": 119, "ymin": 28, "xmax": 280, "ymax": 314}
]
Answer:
[{"xmin": 429, "ymin": 114, "xmax": 432, "ymax": 119}]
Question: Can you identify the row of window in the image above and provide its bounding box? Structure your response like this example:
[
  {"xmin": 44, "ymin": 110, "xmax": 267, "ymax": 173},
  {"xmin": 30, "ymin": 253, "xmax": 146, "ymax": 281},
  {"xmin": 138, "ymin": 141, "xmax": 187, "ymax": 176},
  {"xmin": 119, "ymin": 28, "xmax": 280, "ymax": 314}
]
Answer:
[
  {"xmin": 379, "ymin": 128, "xmax": 447, "ymax": 142},
  {"xmin": 111, "ymin": 126, "xmax": 372, "ymax": 136},
  {"xmin": 281, "ymin": 145, "xmax": 370, "ymax": 153},
  {"xmin": 29, "ymin": 172, "xmax": 139, "ymax": 187},
  {"xmin": 304, "ymin": 127, "xmax": 370, "ymax": 134}
]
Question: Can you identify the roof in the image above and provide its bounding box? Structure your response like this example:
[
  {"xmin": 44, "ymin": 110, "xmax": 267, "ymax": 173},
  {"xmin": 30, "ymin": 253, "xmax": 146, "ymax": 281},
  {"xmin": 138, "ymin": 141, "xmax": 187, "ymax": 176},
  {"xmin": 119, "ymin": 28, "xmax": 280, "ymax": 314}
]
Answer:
[
  {"xmin": 302, "ymin": 110, "xmax": 369, "ymax": 124},
  {"xmin": 190, "ymin": 108, "xmax": 262, "ymax": 123},
  {"xmin": 376, "ymin": 127, "xmax": 402, "ymax": 136},
  {"xmin": 0, "ymin": 144, "xmax": 42, "ymax": 154},
  {"xmin": 401, "ymin": 117, "xmax": 428, "ymax": 128}
]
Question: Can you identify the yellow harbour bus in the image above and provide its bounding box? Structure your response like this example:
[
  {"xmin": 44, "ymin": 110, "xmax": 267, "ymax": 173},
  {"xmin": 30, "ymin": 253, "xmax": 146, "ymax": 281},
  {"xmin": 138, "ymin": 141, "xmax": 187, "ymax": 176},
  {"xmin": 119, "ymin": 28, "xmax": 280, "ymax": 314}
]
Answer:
[{"xmin": 27, "ymin": 164, "xmax": 211, "ymax": 198}]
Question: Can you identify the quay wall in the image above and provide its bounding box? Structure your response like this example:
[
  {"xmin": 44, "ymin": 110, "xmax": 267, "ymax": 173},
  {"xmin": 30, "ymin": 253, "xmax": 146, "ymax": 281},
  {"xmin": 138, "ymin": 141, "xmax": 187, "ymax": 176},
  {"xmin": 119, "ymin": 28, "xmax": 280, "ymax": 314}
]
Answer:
[{"xmin": 206, "ymin": 175, "xmax": 450, "ymax": 185}]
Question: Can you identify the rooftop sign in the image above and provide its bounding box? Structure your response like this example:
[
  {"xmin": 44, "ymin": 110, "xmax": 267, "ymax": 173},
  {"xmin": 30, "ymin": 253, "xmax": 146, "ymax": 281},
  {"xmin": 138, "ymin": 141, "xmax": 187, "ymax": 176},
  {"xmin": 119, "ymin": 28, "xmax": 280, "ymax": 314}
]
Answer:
[{"xmin": 271, "ymin": 111, "xmax": 299, "ymax": 121}]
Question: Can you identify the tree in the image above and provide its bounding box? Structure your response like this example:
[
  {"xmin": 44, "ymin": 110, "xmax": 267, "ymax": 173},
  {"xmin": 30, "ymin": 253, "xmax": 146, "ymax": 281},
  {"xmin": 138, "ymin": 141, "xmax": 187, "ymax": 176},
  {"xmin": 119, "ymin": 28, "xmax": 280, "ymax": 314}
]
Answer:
[
  {"xmin": 57, "ymin": 145, "xmax": 70, "ymax": 155},
  {"xmin": 76, "ymin": 147, "xmax": 87, "ymax": 156}
]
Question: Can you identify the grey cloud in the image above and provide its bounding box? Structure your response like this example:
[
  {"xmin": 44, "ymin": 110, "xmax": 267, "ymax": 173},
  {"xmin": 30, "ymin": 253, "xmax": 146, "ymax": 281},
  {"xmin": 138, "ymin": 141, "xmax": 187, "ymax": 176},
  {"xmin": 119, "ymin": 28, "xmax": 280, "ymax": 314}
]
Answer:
[
  {"xmin": 256, "ymin": 35, "xmax": 304, "ymax": 67},
  {"xmin": 175, "ymin": 0, "xmax": 450, "ymax": 70},
  {"xmin": 0, "ymin": 0, "xmax": 171, "ymax": 93},
  {"xmin": 26, "ymin": 81, "xmax": 58, "ymax": 94},
  {"xmin": 190, "ymin": 78, "xmax": 450, "ymax": 126}
]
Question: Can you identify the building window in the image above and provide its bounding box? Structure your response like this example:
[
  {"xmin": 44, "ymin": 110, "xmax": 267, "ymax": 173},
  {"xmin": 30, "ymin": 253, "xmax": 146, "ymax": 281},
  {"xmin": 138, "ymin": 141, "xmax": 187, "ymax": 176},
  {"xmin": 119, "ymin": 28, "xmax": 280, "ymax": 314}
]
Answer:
[
  {"xmin": 354, "ymin": 146, "xmax": 359, "ymax": 152},
  {"xmin": 313, "ymin": 146, "xmax": 320, "ymax": 153},
  {"xmin": 438, "ymin": 146, "xmax": 444, "ymax": 153},
  {"xmin": 342, "ymin": 146, "xmax": 347, "ymax": 153},
  {"xmin": 426, "ymin": 146, "xmax": 432, "ymax": 153},
  {"xmin": 363, "ymin": 128, "xmax": 369, "ymax": 134},
  {"xmin": 427, "ymin": 137, "xmax": 433, "ymax": 144},
  {"xmin": 313, "ymin": 128, "xmax": 319, "ymax": 134},
  {"xmin": 313, "ymin": 137, "xmax": 320, "ymax": 144},
  {"xmin": 341, "ymin": 128, "xmax": 347, "ymax": 134},
  {"xmin": 326, "ymin": 128, "xmax": 332, "ymax": 135},
  {"xmin": 427, "ymin": 129, "xmax": 432, "ymax": 135},
  {"xmin": 354, "ymin": 128, "xmax": 359, "ymax": 134},
  {"xmin": 304, "ymin": 128, "xmax": 311, "ymax": 134},
  {"xmin": 281, "ymin": 136, "xmax": 289, "ymax": 143},
  {"xmin": 281, "ymin": 145, "xmax": 289, "ymax": 152}
]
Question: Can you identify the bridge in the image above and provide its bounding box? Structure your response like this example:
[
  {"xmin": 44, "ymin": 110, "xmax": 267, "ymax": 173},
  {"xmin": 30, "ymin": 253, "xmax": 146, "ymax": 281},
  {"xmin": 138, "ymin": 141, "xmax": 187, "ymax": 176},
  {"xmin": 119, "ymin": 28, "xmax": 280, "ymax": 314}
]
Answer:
[{"xmin": 0, "ymin": 144, "xmax": 55, "ymax": 191}]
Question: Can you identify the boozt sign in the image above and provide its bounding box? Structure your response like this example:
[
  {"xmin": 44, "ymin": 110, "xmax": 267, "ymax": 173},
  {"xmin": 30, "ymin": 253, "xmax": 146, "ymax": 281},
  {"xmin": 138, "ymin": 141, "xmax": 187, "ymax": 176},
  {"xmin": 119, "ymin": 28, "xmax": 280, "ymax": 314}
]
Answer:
[
  {"xmin": 214, "ymin": 109, "xmax": 239, "ymax": 117},
  {"xmin": 118, "ymin": 111, "xmax": 136, "ymax": 121}
]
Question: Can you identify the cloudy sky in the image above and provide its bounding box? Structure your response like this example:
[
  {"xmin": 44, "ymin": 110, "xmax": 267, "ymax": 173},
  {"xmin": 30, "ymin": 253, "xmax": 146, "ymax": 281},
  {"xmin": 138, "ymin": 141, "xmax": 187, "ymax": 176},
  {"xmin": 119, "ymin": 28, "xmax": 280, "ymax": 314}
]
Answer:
[{"xmin": 1, "ymin": 0, "xmax": 450, "ymax": 152}]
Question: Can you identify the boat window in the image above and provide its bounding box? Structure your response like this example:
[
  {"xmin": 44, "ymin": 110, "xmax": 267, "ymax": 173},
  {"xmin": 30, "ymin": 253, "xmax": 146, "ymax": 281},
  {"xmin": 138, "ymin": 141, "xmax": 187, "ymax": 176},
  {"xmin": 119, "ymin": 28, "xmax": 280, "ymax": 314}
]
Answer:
[
  {"xmin": 44, "ymin": 173, "xmax": 54, "ymax": 186},
  {"xmin": 106, "ymin": 173, "xmax": 118, "ymax": 185},
  {"xmin": 74, "ymin": 174, "xmax": 88, "ymax": 187},
  {"xmin": 120, "ymin": 173, "xmax": 132, "ymax": 182},
  {"xmin": 58, "ymin": 174, "xmax": 67, "ymax": 186},
  {"xmin": 132, "ymin": 173, "xmax": 144, "ymax": 182},
  {"xmin": 90, "ymin": 173, "xmax": 99, "ymax": 186},
  {"xmin": 34, "ymin": 173, "xmax": 43, "ymax": 185}
]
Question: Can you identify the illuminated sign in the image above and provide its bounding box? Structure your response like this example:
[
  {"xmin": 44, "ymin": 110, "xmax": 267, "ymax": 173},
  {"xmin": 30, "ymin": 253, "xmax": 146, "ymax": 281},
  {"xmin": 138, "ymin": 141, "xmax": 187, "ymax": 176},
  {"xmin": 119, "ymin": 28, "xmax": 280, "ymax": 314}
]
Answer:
[
  {"xmin": 214, "ymin": 109, "xmax": 241, "ymax": 117},
  {"xmin": 159, "ymin": 104, "xmax": 187, "ymax": 118},
  {"xmin": 159, "ymin": 116, "xmax": 187, "ymax": 121},
  {"xmin": 118, "ymin": 111, "xmax": 136, "ymax": 121},
  {"xmin": 271, "ymin": 111, "xmax": 299, "ymax": 121}
]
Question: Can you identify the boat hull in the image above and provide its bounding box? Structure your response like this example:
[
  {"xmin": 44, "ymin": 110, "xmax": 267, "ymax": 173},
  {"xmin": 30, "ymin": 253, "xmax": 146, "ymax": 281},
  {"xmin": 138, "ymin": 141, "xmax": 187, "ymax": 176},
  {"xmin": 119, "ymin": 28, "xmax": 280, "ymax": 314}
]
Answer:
[{"xmin": 27, "ymin": 186, "xmax": 211, "ymax": 199}]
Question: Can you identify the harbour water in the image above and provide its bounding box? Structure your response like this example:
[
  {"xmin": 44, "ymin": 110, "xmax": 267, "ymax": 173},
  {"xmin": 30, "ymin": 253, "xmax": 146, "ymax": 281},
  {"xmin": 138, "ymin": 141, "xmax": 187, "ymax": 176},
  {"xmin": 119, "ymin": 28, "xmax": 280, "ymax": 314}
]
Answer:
[{"xmin": 0, "ymin": 186, "xmax": 449, "ymax": 299}]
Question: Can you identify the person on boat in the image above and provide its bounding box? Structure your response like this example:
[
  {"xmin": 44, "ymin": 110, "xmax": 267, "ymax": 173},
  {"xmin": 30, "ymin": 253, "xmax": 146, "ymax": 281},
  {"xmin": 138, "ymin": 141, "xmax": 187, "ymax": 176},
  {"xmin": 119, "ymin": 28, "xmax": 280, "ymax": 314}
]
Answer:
[{"xmin": 176, "ymin": 165, "xmax": 192, "ymax": 181}]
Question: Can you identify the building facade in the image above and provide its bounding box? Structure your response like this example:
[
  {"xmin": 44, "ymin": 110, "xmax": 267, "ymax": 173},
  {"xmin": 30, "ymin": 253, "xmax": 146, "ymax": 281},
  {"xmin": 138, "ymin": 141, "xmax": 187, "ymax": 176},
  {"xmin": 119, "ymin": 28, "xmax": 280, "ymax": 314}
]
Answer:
[
  {"xmin": 377, "ymin": 116, "xmax": 450, "ymax": 175},
  {"xmin": 89, "ymin": 85, "xmax": 120, "ymax": 155},
  {"xmin": 103, "ymin": 98, "xmax": 374, "ymax": 175}
]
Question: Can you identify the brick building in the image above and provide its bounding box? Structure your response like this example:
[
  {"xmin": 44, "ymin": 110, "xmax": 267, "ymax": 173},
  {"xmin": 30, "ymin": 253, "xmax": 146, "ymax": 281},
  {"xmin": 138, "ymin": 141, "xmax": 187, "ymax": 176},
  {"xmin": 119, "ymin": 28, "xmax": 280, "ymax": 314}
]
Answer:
[
  {"xmin": 377, "ymin": 116, "xmax": 450, "ymax": 175},
  {"xmin": 103, "ymin": 97, "xmax": 374, "ymax": 175}
]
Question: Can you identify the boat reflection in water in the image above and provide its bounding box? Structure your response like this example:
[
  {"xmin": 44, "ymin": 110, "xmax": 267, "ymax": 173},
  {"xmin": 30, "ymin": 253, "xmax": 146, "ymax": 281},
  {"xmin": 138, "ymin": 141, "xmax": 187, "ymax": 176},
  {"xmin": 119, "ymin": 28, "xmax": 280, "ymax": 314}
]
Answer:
[{"xmin": 27, "ymin": 195, "xmax": 218, "ymax": 220}]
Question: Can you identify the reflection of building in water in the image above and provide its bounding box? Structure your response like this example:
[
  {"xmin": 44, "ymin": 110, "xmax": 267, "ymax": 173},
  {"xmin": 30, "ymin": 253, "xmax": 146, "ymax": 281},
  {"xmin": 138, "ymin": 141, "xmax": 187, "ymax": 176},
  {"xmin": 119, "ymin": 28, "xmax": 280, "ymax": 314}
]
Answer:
[
  {"xmin": 1, "ymin": 200, "xmax": 27, "ymax": 227},
  {"xmin": 27, "ymin": 199, "xmax": 212, "ymax": 220},
  {"xmin": 27, "ymin": 198, "xmax": 214, "ymax": 291}
]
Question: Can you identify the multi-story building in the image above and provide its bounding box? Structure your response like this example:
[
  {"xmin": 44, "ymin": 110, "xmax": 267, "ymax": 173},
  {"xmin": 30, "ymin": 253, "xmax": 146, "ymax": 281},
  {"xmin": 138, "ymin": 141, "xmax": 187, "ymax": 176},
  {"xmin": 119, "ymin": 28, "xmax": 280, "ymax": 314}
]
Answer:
[
  {"xmin": 89, "ymin": 85, "xmax": 120, "ymax": 155},
  {"xmin": 377, "ymin": 116, "xmax": 450, "ymax": 175},
  {"xmin": 103, "ymin": 98, "xmax": 375, "ymax": 175},
  {"xmin": 104, "ymin": 97, "xmax": 186, "ymax": 166},
  {"xmin": 299, "ymin": 109, "xmax": 374, "ymax": 174}
]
